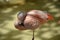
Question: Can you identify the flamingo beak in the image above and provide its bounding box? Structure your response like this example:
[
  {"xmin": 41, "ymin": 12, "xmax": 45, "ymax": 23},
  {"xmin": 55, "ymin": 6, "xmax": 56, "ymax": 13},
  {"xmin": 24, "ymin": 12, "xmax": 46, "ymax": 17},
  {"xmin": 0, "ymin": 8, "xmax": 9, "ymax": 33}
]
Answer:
[{"xmin": 47, "ymin": 14, "xmax": 54, "ymax": 20}]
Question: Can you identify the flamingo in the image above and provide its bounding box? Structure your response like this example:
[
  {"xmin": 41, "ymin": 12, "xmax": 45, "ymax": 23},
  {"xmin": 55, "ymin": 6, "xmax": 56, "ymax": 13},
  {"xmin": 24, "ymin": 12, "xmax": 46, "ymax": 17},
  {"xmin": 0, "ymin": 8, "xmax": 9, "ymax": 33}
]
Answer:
[{"xmin": 14, "ymin": 10, "xmax": 54, "ymax": 40}]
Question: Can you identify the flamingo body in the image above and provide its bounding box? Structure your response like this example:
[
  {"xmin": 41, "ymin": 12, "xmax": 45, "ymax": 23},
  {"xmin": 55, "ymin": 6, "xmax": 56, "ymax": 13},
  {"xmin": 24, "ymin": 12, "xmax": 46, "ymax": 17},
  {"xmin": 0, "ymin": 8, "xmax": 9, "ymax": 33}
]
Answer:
[{"xmin": 14, "ymin": 10, "xmax": 53, "ymax": 30}]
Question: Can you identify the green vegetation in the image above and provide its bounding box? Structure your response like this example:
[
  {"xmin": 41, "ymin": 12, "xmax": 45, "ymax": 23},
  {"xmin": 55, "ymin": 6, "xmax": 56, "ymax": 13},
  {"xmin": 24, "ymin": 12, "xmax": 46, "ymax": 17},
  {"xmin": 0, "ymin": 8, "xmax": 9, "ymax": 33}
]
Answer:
[{"xmin": 0, "ymin": 0, "xmax": 60, "ymax": 40}]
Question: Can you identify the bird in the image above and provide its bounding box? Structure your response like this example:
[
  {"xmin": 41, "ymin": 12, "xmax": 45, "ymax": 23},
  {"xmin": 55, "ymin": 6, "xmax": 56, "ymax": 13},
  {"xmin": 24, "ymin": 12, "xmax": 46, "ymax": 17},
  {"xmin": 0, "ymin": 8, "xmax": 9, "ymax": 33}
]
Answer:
[{"xmin": 14, "ymin": 10, "xmax": 54, "ymax": 40}]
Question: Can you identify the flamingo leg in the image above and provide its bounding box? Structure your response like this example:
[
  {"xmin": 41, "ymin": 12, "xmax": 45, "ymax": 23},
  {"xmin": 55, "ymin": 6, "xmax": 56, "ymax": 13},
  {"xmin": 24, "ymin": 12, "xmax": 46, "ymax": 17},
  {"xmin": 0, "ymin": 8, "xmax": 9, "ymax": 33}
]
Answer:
[{"xmin": 32, "ymin": 30, "xmax": 35, "ymax": 40}]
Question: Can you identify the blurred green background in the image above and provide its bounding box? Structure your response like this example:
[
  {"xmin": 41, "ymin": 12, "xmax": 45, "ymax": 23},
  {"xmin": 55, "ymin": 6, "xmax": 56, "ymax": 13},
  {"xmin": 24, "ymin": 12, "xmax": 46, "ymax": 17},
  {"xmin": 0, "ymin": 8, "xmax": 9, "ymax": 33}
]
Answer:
[{"xmin": 0, "ymin": 0, "xmax": 60, "ymax": 40}]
